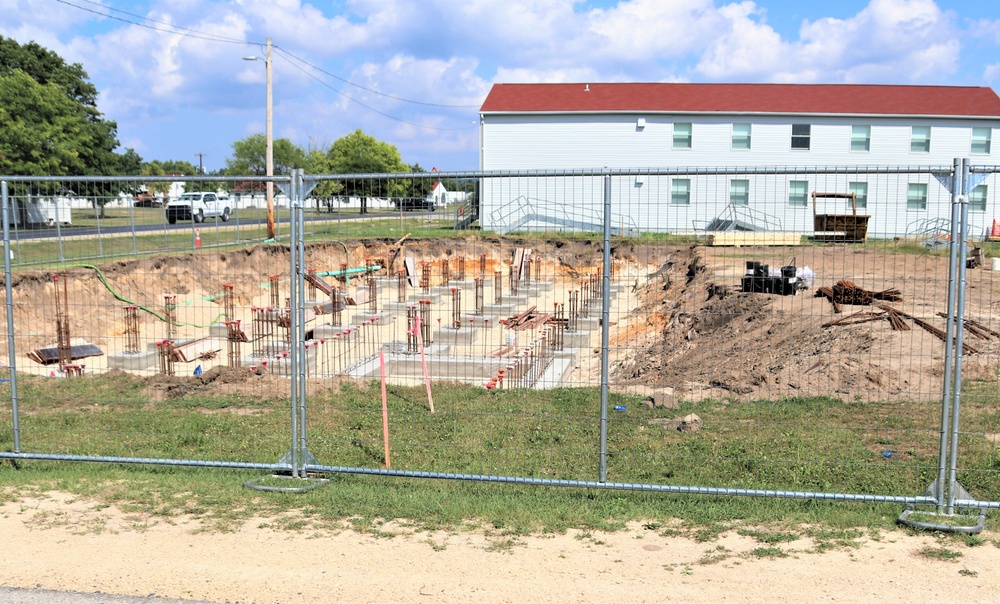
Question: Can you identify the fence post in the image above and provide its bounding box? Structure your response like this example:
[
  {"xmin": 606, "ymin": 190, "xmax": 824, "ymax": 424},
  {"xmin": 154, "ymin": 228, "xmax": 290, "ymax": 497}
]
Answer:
[
  {"xmin": 296, "ymin": 170, "xmax": 311, "ymax": 476},
  {"xmin": 599, "ymin": 174, "xmax": 612, "ymax": 482},
  {"xmin": 2, "ymin": 181, "xmax": 21, "ymax": 453},
  {"xmin": 288, "ymin": 171, "xmax": 301, "ymax": 478},
  {"xmin": 947, "ymin": 158, "xmax": 972, "ymax": 514}
]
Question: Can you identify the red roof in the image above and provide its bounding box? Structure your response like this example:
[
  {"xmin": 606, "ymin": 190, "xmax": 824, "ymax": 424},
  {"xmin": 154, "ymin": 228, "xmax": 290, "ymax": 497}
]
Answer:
[{"xmin": 480, "ymin": 83, "xmax": 1000, "ymax": 118}]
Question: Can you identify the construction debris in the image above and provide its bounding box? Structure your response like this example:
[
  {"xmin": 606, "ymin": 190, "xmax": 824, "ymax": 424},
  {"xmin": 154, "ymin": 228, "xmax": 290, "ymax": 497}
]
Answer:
[
  {"xmin": 815, "ymin": 280, "xmax": 902, "ymax": 312},
  {"xmin": 823, "ymin": 303, "xmax": 992, "ymax": 355},
  {"xmin": 27, "ymin": 338, "xmax": 103, "ymax": 365},
  {"xmin": 500, "ymin": 305, "xmax": 564, "ymax": 331},
  {"xmin": 169, "ymin": 337, "xmax": 222, "ymax": 363}
]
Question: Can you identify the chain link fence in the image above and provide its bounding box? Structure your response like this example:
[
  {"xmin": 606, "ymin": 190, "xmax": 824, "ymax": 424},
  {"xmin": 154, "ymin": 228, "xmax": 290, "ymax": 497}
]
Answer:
[{"xmin": 1, "ymin": 163, "xmax": 998, "ymax": 519}]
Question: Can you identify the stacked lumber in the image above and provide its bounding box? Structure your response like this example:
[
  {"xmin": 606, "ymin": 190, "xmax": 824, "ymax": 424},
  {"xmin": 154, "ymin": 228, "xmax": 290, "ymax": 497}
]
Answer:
[
  {"xmin": 500, "ymin": 306, "xmax": 558, "ymax": 331},
  {"xmin": 815, "ymin": 280, "xmax": 902, "ymax": 313}
]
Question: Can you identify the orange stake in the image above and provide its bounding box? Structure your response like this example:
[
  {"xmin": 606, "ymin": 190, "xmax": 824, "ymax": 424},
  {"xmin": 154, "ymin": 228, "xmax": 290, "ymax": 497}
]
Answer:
[{"xmin": 379, "ymin": 351, "xmax": 391, "ymax": 469}]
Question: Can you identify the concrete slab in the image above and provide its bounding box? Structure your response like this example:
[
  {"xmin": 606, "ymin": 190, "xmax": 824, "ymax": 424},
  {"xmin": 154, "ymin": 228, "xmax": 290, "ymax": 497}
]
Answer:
[{"xmin": 408, "ymin": 293, "xmax": 442, "ymax": 304}]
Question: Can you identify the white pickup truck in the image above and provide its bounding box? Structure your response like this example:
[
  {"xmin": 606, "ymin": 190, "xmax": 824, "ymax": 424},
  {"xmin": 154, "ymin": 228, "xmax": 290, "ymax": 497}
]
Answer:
[{"xmin": 165, "ymin": 192, "xmax": 233, "ymax": 224}]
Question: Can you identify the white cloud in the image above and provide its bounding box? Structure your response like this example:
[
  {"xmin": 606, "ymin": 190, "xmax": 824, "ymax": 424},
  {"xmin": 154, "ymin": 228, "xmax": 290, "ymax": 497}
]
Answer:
[
  {"xmin": 694, "ymin": 0, "xmax": 963, "ymax": 83},
  {"xmin": 985, "ymin": 63, "xmax": 1000, "ymax": 82}
]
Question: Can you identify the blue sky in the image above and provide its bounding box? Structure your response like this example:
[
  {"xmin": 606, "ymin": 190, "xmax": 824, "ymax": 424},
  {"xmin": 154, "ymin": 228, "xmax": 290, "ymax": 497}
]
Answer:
[{"xmin": 2, "ymin": 0, "xmax": 998, "ymax": 171}]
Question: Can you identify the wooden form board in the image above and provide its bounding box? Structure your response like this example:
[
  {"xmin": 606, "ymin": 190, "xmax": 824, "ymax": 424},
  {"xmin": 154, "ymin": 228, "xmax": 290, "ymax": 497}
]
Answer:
[
  {"xmin": 513, "ymin": 248, "xmax": 531, "ymax": 279},
  {"xmin": 404, "ymin": 257, "xmax": 418, "ymax": 287},
  {"xmin": 706, "ymin": 233, "xmax": 805, "ymax": 247}
]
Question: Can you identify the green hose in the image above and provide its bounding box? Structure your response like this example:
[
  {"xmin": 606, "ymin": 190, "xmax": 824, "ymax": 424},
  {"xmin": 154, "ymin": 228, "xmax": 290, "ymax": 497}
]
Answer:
[{"xmin": 71, "ymin": 264, "xmax": 225, "ymax": 329}]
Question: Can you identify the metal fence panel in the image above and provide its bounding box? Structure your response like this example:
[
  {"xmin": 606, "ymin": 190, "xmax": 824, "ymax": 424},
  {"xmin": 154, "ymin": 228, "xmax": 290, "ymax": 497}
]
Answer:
[{"xmin": 5, "ymin": 164, "xmax": 1000, "ymax": 511}]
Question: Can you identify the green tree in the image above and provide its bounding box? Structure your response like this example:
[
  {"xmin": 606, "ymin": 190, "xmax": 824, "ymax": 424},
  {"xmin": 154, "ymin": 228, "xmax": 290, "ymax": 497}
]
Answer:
[
  {"xmin": 224, "ymin": 134, "xmax": 307, "ymax": 176},
  {"xmin": 326, "ymin": 129, "xmax": 407, "ymax": 214},
  {"xmin": 0, "ymin": 36, "xmax": 127, "ymax": 178},
  {"xmin": 305, "ymin": 149, "xmax": 343, "ymax": 212}
]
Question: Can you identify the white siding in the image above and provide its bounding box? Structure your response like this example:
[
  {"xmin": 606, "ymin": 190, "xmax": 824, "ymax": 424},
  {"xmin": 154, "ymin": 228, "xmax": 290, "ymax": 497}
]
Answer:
[{"xmin": 480, "ymin": 113, "xmax": 1000, "ymax": 238}]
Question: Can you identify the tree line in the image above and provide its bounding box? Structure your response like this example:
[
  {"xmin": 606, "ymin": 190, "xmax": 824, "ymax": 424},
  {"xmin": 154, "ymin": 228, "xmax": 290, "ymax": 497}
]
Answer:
[{"xmin": 0, "ymin": 36, "xmax": 471, "ymax": 207}]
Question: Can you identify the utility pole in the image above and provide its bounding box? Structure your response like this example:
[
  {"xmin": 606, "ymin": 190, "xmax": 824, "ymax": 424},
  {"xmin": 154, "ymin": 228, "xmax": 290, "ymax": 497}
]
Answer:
[
  {"xmin": 195, "ymin": 153, "xmax": 206, "ymax": 175},
  {"xmin": 265, "ymin": 37, "xmax": 274, "ymax": 240}
]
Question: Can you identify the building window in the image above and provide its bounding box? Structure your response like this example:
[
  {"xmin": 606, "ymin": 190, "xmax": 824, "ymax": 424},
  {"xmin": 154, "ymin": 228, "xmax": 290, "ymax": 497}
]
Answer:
[
  {"xmin": 848, "ymin": 182, "xmax": 868, "ymax": 210},
  {"xmin": 851, "ymin": 125, "xmax": 871, "ymax": 152},
  {"xmin": 673, "ymin": 123, "xmax": 692, "ymax": 149},
  {"xmin": 732, "ymin": 123, "xmax": 751, "ymax": 150},
  {"xmin": 789, "ymin": 180, "xmax": 809, "ymax": 207},
  {"xmin": 671, "ymin": 178, "xmax": 691, "ymax": 205},
  {"xmin": 730, "ymin": 179, "xmax": 749, "ymax": 206},
  {"xmin": 907, "ymin": 183, "xmax": 928, "ymax": 210},
  {"xmin": 972, "ymin": 127, "xmax": 992, "ymax": 154},
  {"xmin": 911, "ymin": 126, "xmax": 931, "ymax": 153},
  {"xmin": 791, "ymin": 124, "xmax": 810, "ymax": 150},
  {"xmin": 970, "ymin": 185, "xmax": 988, "ymax": 212}
]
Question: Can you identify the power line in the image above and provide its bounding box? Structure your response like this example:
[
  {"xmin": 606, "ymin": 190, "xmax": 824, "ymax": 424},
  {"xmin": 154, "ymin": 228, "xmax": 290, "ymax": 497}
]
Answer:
[
  {"xmin": 272, "ymin": 47, "xmax": 481, "ymax": 109},
  {"xmin": 53, "ymin": 0, "xmax": 481, "ymax": 130},
  {"xmin": 272, "ymin": 49, "xmax": 477, "ymax": 132},
  {"xmin": 53, "ymin": 0, "xmax": 255, "ymax": 45}
]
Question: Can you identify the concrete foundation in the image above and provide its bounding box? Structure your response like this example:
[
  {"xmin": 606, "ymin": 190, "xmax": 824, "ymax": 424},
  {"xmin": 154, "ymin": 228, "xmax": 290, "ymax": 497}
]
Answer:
[
  {"xmin": 434, "ymin": 326, "xmax": 477, "ymax": 345},
  {"xmin": 564, "ymin": 330, "xmax": 594, "ymax": 348},
  {"xmin": 483, "ymin": 302, "xmax": 517, "ymax": 316},
  {"xmin": 242, "ymin": 345, "xmax": 318, "ymax": 377},
  {"xmin": 107, "ymin": 350, "xmax": 158, "ymax": 371},
  {"xmin": 352, "ymin": 311, "xmax": 394, "ymax": 325},
  {"xmin": 463, "ymin": 314, "xmax": 498, "ymax": 327},
  {"xmin": 385, "ymin": 301, "xmax": 418, "ymax": 313},
  {"xmin": 408, "ymin": 293, "xmax": 442, "ymax": 304}
]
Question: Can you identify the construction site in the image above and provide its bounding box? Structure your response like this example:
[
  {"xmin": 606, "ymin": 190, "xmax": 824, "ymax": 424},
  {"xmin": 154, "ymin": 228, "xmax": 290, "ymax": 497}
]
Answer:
[{"xmin": 5, "ymin": 235, "xmax": 1000, "ymax": 403}]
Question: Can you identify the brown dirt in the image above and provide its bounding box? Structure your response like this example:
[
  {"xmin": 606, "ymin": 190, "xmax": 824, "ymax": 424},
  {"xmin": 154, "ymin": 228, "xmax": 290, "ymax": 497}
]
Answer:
[
  {"xmin": 1, "ymin": 493, "xmax": 998, "ymax": 603},
  {"xmin": 4, "ymin": 239, "xmax": 997, "ymax": 401}
]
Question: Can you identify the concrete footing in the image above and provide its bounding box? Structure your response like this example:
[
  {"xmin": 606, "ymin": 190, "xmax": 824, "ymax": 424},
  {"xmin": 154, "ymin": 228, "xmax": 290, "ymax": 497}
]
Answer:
[
  {"xmin": 108, "ymin": 350, "xmax": 158, "ymax": 371},
  {"xmin": 483, "ymin": 302, "xmax": 517, "ymax": 316},
  {"xmin": 563, "ymin": 330, "xmax": 594, "ymax": 348},
  {"xmin": 434, "ymin": 326, "xmax": 477, "ymax": 345},
  {"xmin": 463, "ymin": 314, "xmax": 498, "ymax": 327},
  {"xmin": 352, "ymin": 311, "xmax": 393, "ymax": 325}
]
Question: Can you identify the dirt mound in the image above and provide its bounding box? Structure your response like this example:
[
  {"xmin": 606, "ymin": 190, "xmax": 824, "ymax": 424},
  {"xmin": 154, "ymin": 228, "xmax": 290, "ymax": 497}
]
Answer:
[{"xmin": 609, "ymin": 246, "xmax": 933, "ymax": 401}]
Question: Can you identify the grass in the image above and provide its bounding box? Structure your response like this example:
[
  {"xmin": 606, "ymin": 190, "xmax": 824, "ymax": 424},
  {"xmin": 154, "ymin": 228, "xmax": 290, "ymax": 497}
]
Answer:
[{"xmin": 2, "ymin": 373, "xmax": 1000, "ymax": 540}]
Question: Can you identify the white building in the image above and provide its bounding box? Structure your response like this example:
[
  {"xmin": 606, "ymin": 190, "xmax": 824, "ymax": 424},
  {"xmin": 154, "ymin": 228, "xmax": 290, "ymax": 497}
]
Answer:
[{"xmin": 478, "ymin": 83, "xmax": 1000, "ymax": 238}]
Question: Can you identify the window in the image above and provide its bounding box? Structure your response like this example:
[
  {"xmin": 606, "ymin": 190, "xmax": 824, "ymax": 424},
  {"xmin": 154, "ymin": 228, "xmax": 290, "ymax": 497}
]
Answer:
[
  {"xmin": 851, "ymin": 125, "xmax": 871, "ymax": 152},
  {"xmin": 671, "ymin": 178, "xmax": 691, "ymax": 205},
  {"xmin": 848, "ymin": 182, "xmax": 868, "ymax": 210},
  {"xmin": 972, "ymin": 127, "xmax": 992, "ymax": 154},
  {"xmin": 788, "ymin": 180, "xmax": 809, "ymax": 207},
  {"xmin": 791, "ymin": 124, "xmax": 810, "ymax": 150},
  {"xmin": 729, "ymin": 179, "xmax": 749, "ymax": 206},
  {"xmin": 673, "ymin": 123, "xmax": 692, "ymax": 149},
  {"xmin": 911, "ymin": 126, "xmax": 931, "ymax": 153},
  {"xmin": 907, "ymin": 183, "xmax": 928, "ymax": 210},
  {"xmin": 970, "ymin": 185, "xmax": 988, "ymax": 212},
  {"xmin": 732, "ymin": 123, "xmax": 751, "ymax": 150}
]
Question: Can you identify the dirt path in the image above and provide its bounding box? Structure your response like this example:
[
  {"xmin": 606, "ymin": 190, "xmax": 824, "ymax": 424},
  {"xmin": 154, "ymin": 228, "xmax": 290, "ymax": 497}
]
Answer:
[{"xmin": 0, "ymin": 494, "xmax": 997, "ymax": 603}]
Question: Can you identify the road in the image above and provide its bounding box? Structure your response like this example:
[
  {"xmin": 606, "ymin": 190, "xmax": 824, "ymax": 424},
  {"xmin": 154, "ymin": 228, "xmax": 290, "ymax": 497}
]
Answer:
[{"xmin": 7, "ymin": 210, "xmax": 442, "ymax": 241}]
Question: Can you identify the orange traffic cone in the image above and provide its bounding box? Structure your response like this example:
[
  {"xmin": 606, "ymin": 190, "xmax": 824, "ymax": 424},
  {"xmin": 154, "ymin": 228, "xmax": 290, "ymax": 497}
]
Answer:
[
  {"xmin": 992, "ymin": 220, "xmax": 1000, "ymax": 239},
  {"xmin": 195, "ymin": 228, "xmax": 202, "ymax": 248}
]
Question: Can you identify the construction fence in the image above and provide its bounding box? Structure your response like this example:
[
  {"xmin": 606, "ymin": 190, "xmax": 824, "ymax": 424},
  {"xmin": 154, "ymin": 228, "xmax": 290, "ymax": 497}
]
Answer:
[{"xmin": 1, "ymin": 161, "xmax": 1000, "ymax": 522}]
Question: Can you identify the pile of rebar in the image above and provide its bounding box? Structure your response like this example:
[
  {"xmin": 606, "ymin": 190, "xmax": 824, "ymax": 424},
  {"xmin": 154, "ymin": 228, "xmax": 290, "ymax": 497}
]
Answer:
[
  {"xmin": 501, "ymin": 305, "xmax": 560, "ymax": 331},
  {"xmin": 501, "ymin": 306, "xmax": 545, "ymax": 330},
  {"xmin": 822, "ymin": 304, "xmax": 995, "ymax": 355},
  {"xmin": 815, "ymin": 280, "xmax": 902, "ymax": 312}
]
